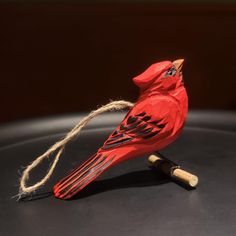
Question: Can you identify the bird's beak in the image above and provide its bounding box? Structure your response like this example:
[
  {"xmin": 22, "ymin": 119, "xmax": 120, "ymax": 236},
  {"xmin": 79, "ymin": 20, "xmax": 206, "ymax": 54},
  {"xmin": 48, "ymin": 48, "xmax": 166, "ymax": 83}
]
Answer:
[{"xmin": 173, "ymin": 59, "xmax": 184, "ymax": 72}]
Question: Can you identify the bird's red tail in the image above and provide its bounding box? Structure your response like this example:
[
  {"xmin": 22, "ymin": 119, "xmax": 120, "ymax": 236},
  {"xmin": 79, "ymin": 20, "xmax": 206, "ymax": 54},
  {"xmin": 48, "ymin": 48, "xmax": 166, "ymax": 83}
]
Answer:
[{"xmin": 53, "ymin": 152, "xmax": 116, "ymax": 200}]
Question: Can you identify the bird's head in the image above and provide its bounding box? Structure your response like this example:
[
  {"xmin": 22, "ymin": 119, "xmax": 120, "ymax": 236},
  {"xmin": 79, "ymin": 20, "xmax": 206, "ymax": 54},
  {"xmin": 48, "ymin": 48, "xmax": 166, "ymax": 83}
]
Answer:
[{"xmin": 133, "ymin": 59, "xmax": 184, "ymax": 92}]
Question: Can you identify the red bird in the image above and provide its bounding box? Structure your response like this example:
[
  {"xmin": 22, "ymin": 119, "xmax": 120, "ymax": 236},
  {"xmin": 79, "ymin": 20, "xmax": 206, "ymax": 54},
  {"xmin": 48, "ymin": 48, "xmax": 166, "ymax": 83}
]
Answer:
[{"xmin": 54, "ymin": 59, "xmax": 188, "ymax": 200}]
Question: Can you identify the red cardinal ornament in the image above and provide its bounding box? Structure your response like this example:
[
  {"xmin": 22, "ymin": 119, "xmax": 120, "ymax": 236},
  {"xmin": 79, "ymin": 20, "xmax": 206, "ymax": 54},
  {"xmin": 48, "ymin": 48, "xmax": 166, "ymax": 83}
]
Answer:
[{"xmin": 54, "ymin": 59, "xmax": 188, "ymax": 200}]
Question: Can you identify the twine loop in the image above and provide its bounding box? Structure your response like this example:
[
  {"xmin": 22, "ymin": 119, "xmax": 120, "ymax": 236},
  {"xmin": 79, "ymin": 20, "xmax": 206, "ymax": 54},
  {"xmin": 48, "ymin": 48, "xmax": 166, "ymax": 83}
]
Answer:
[{"xmin": 18, "ymin": 100, "xmax": 134, "ymax": 199}]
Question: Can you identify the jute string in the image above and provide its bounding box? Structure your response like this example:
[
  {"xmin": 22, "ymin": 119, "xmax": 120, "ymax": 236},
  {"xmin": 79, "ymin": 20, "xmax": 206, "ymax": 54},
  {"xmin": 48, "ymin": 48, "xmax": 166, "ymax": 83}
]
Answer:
[{"xmin": 18, "ymin": 100, "xmax": 134, "ymax": 199}]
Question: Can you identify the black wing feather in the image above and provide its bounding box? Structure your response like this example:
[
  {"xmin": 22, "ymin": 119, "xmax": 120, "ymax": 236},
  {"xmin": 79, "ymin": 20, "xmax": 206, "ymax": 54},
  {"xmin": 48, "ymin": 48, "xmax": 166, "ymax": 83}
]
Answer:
[{"xmin": 102, "ymin": 111, "xmax": 167, "ymax": 150}]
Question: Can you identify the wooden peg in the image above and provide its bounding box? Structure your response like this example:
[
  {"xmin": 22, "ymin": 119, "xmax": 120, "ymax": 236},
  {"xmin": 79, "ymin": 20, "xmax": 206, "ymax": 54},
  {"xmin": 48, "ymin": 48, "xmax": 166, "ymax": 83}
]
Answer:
[{"xmin": 148, "ymin": 154, "xmax": 198, "ymax": 188}]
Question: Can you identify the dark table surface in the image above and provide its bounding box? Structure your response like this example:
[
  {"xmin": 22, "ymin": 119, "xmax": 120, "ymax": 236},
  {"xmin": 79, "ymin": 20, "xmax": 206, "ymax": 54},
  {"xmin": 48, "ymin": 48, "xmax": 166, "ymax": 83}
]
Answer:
[{"xmin": 0, "ymin": 111, "xmax": 236, "ymax": 236}]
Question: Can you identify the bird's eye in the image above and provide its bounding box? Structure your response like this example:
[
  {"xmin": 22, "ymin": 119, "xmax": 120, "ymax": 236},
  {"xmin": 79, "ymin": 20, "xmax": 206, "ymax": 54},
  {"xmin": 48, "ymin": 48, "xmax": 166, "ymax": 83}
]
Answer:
[{"xmin": 165, "ymin": 67, "xmax": 177, "ymax": 77}]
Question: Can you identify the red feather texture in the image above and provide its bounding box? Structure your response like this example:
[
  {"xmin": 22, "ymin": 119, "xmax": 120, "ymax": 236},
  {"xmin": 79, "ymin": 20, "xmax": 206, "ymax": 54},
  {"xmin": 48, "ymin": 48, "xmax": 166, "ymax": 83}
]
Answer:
[{"xmin": 54, "ymin": 60, "xmax": 188, "ymax": 200}]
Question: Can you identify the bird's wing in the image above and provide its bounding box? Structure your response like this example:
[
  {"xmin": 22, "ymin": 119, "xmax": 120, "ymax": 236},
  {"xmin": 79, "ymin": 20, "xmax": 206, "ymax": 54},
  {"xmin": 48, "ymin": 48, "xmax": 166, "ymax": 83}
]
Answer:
[
  {"xmin": 102, "ymin": 109, "xmax": 169, "ymax": 150},
  {"xmin": 54, "ymin": 110, "xmax": 168, "ymax": 199}
]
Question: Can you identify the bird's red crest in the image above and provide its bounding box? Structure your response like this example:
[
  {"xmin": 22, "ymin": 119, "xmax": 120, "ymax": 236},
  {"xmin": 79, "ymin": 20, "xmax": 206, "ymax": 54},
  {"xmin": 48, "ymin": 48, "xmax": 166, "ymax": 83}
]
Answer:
[{"xmin": 133, "ymin": 61, "xmax": 171, "ymax": 89}]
